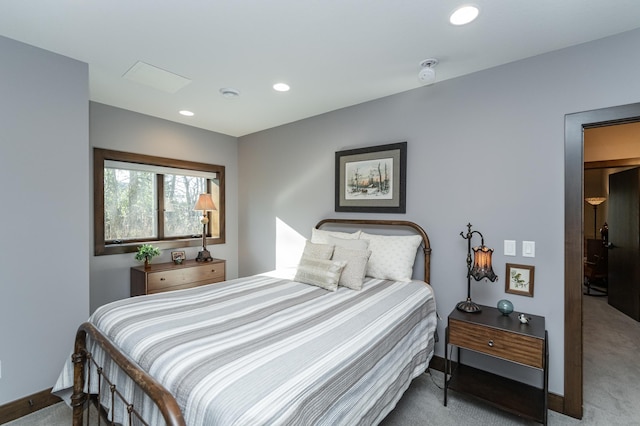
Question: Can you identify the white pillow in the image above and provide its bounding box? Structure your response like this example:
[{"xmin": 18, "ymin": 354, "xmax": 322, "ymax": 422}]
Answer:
[
  {"xmin": 332, "ymin": 246, "xmax": 372, "ymax": 290},
  {"xmin": 360, "ymin": 232, "xmax": 422, "ymax": 282},
  {"xmin": 326, "ymin": 235, "xmax": 370, "ymax": 251},
  {"xmin": 311, "ymin": 228, "xmax": 361, "ymax": 244},
  {"xmin": 300, "ymin": 240, "xmax": 334, "ymax": 260},
  {"xmin": 294, "ymin": 257, "xmax": 346, "ymax": 291}
]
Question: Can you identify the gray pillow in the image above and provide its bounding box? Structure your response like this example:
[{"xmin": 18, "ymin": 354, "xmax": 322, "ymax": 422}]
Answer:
[
  {"xmin": 332, "ymin": 246, "xmax": 372, "ymax": 290},
  {"xmin": 326, "ymin": 235, "xmax": 370, "ymax": 251},
  {"xmin": 300, "ymin": 240, "xmax": 334, "ymax": 260}
]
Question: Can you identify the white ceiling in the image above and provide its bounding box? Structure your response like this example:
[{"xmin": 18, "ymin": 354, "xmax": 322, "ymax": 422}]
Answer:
[{"xmin": 2, "ymin": 1, "xmax": 640, "ymax": 137}]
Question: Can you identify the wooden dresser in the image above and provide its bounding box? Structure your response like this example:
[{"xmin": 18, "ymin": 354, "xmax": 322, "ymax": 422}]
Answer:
[
  {"xmin": 444, "ymin": 305, "xmax": 548, "ymax": 425},
  {"xmin": 130, "ymin": 258, "xmax": 226, "ymax": 296}
]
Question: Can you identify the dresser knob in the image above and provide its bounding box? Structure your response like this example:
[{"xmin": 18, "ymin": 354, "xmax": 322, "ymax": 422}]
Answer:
[
  {"xmin": 160, "ymin": 278, "xmax": 166, "ymax": 281},
  {"xmin": 211, "ymin": 269, "xmax": 216, "ymax": 272},
  {"xmin": 488, "ymin": 340, "xmax": 494, "ymax": 347}
]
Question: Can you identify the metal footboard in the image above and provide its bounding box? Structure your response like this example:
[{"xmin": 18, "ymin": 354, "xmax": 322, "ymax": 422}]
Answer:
[{"xmin": 71, "ymin": 322, "xmax": 186, "ymax": 426}]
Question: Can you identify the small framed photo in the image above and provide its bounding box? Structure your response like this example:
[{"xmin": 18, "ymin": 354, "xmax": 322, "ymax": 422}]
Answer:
[
  {"xmin": 171, "ymin": 251, "xmax": 186, "ymax": 263},
  {"xmin": 335, "ymin": 142, "xmax": 407, "ymax": 213},
  {"xmin": 505, "ymin": 263, "xmax": 535, "ymax": 297}
]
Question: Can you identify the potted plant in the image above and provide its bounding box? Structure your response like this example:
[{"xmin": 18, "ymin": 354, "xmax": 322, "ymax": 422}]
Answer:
[{"xmin": 135, "ymin": 244, "xmax": 161, "ymax": 269}]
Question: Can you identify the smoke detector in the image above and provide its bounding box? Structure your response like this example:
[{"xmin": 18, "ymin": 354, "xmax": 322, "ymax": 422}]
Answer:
[
  {"xmin": 219, "ymin": 87, "xmax": 240, "ymax": 98},
  {"xmin": 418, "ymin": 58, "xmax": 439, "ymax": 85}
]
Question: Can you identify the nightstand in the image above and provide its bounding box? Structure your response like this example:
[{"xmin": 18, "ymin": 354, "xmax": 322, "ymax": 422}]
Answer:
[
  {"xmin": 444, "ymin": 305, "xmax": 548, "ymax": 425},
  {"xmin": 130, "ymin": 258, "xmax": 226, "ymax": 296}
]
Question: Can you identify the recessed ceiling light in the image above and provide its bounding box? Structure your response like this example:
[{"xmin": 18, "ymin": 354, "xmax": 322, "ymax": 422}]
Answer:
[
  {"xmin": 273, "ymin": 83, "xmax": 290, "ymax": 92},
  {"xmin": 450, "ymin": 5, "xmax": 479, "ymax": 25},
  {"xmin": 179, "ymin": 110, "xmax": 194, "ymax": 116},
  {"xmin": 219, "ymin": 87, "xmax": 240, "ymax": 98}
]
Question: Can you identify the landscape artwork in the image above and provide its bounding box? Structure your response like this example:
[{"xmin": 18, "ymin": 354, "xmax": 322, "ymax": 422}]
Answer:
[
  {"xmin": 335, "ymin": 141, "xmax": 406, "ymax": 213},
  {"xmin": 344, "ymin": 157, "xmax": 394, "ymax": 200}
]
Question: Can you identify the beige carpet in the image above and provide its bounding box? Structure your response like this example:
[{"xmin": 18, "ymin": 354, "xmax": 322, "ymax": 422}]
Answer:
[{"xmin": 7, "ymin": 295, "xmax": 639, "ymax": 425}]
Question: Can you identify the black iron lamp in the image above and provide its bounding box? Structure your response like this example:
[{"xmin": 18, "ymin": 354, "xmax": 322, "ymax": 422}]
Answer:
[
  {"xmin": 458, "ymin": 223, "xmax": 498, "ymax": 313},
  {"xmin": 194, "ymin": 193, "xmax": 216, "ymax": 262}
]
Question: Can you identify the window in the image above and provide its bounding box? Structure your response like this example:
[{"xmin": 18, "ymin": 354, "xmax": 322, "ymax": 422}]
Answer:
[{"xmin": 94, "ymin": 148, "xmax": 225, "ymax": 255}]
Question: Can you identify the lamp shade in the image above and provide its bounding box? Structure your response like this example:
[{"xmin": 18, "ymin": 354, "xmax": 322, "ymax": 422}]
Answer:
[
  {"xmin": 194, "ymin": 193, "xmax": 216, "ymax": 211},
  {"xmin": 470, "ymin": 245, "xmax": 497, "ymax": 282},
  {"xmin": 585, "ymin": 197, "xmax": 606, "ymax": 206}
]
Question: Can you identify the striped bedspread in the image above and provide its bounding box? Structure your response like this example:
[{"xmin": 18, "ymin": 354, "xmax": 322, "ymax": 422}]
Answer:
[{"xmin": 54, "ymin": 273, "xmax": 437, "ymax": 426}]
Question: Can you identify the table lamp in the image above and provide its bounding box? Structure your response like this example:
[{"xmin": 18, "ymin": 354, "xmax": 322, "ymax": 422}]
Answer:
[
  {"xmin": 194, "ymin": 193, "xmax": 216, "ymax": 262},
  {"xmin": 458, "ymin": 223, "xmax": 498, "ymax": 313}
]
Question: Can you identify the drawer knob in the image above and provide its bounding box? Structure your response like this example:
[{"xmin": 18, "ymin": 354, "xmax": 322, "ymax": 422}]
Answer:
[
  {"xmin": 211, "ymin": 269, "xmax": 216, "ymax": 272},
  {"xmin": 488, "ymin": 340, "xmax": 494, "ymax": 347},
  {"xmin": 160, "ymin": 278, "xmax": 166, "ymax": 281}
]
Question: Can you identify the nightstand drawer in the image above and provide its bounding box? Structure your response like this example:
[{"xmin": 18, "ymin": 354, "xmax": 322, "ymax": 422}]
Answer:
[
  {"xmin": 449, "ymin": 318, "xmax": 544, "ymax": 368},
  {"xmin": 147, "ymin": 263, "xmax": 225, "ymax": 292}
]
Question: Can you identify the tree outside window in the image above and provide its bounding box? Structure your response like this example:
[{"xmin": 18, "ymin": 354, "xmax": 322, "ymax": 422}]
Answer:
[{"xmin": 94, "ymin": 148, "xmax": 225, "ymax": 256}]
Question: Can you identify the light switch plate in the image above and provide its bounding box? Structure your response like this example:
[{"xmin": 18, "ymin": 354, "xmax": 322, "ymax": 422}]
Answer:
[
  {"xmin": 523, "ymin": 241, "xmax": 535, "ymax": 257},
  {"xmin": 504, "ymin": 240, "xmax": 516, "ymax": 256}
]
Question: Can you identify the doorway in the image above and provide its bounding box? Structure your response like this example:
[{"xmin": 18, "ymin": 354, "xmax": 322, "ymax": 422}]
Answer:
[{"xmin": 564, "ymin": 102, "xmax": 640, "ymax": 418}]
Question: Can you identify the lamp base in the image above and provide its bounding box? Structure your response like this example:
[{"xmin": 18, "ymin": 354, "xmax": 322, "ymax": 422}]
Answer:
[
  {"xmin": 195, "ymin": 249, "xmax": 213, "ymax": 262},
  {"xmin": 456, "ymin": 298, "xmax": 482, "ymax": 313}
]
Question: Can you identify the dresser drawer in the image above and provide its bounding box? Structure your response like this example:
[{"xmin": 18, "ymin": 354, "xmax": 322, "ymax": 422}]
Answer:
[
  {"xmin": 147, "ymin": 263, "xmax": 225, "ymax": 293},
  {"xmin": 131, "ymin": 259, "xmax": 226, "ymax": 296},
  {"xmin": 449, "ymin": 318, "xmax": 544, "ymax": 368}
]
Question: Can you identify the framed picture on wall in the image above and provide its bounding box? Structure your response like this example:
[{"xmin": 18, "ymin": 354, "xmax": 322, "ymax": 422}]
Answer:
[
  {"xmin": 505, "ymin": 263, "xmax": 535, "ymax": 297},
  {"xmin": 335, "ymin": 142, "xmax": 407, "ymax": 213}
]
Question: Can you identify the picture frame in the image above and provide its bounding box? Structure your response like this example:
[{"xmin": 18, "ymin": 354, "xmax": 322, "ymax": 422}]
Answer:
[
  {"xmin": 505, "ymin": 263, "xmax": 535, "ymax": 297},
  {"xmin": 335, "ymin": 141, "xmax": 407, "ymax": 213},
  {"xmin": 171, "ymin": 251, "xmax": 186, "ymax": 263}
]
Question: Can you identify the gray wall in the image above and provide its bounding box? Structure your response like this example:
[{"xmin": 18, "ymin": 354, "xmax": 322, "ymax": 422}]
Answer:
[
  {"xmin": 3, "ymin": 25, "xmax": 640, "ymax": 406},
  {"xmin": 89, "ymin": 102, "xmax": 239, "ymax": 312},
  {"xmin": 238, "ymin": 28, "xmax": 640, "ymax": 396},
  {"xmin": 0, "ymin": 36, "xmax": 89, "ymax": 404}
]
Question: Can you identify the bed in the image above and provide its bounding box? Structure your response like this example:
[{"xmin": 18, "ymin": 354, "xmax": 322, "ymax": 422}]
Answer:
[{"xmin": 54, "ymin": 219, "xmax": 436, "ymax": 426}]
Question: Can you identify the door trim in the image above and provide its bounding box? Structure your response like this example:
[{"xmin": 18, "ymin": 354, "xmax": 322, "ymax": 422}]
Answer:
[{"xmin": 565, "ymin": 102, "xmax": 640, "ymax": 418}]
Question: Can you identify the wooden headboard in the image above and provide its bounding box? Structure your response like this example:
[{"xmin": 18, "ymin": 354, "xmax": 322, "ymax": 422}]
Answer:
[{"xmin": 315, "ymin": 219, "xmax": 432, "ymax": 284}]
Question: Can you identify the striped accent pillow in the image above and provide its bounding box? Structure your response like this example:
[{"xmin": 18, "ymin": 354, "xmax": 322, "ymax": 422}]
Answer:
[{"xmin": 294, "ymin": 257, "xmax": 347, "ymax": 291}]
